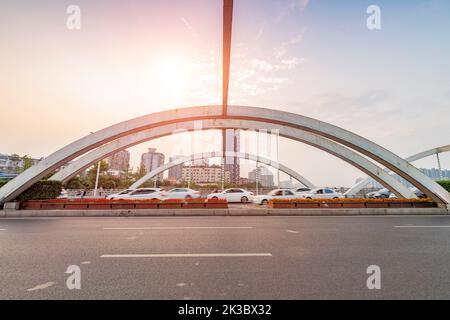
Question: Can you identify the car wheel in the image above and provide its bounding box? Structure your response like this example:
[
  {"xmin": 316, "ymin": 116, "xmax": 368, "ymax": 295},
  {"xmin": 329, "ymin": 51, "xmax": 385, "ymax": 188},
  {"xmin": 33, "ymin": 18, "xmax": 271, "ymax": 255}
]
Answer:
[
  {"xmin": 212, "ymin": 197, "xmax": 218, "ymax": 200},
  {"xmin": 261, "ymin": 199, "xmax": 268, "ymax": 206},
  {"xmin": 333, "ymin": 197, "xmax": 339, "ymax": 199},
  {"xmin": 151, "ymin": 198, "xmax": 159, "ymax": 201},
  {"xmin": 241, "ymin": 196, "xmax": 248, "ymax": 204},
  {"xmin": 185, "ymin": 195, "xmax": 192, "ymax": 200},
  {"xmin": 306, "ymin": 197, "xmax": 312, "ymax": 200}
]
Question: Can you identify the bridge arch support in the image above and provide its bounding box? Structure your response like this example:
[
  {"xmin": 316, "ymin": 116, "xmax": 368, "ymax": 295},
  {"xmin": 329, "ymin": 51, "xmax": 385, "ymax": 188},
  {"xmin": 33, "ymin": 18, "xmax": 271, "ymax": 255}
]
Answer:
[
  {"xmin": 345, "ymin": 145, "xmax": 450, "ymax": 197},
  {"xmin": 0, "ymin": 106, "xmax": 447, "ymax": 205}
]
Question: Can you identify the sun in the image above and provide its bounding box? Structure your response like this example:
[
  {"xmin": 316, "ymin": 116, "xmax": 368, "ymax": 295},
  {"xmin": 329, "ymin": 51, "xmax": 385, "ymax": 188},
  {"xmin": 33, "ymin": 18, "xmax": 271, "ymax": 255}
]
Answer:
[{"xmin": 153, "ymin": 56, "xmax": 190, "ymax": 104}]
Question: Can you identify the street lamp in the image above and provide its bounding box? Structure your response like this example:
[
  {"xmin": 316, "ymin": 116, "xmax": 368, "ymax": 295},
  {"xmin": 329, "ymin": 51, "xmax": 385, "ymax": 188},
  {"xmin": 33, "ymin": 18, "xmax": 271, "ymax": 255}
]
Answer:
[{"xmin": 90, "ymin": 131, "xmax": 101, "ymax": 198}]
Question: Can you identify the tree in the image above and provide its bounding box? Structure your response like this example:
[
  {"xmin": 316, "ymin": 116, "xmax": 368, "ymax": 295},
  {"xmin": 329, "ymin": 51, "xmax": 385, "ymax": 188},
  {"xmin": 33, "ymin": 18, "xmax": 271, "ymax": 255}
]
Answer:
[
  {"xmin": 18, "ymin": 155, "xmax": 34, "ymax": 173},
  {"xmin": 83, "ymin": 160, "xmax": 109, "ymax": 189}
]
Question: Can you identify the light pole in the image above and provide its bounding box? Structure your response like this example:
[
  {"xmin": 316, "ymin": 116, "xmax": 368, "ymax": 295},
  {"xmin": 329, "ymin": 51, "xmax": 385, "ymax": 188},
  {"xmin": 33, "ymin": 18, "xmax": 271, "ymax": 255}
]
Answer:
[
  {"xmin": 436, "ymin": 152, "xmax": 443, "ymax": 180},
  {"xmin": 255, "ymin": 161, "xmax": 259, "ymax": 196},
  {"xmin": 93, "ymin": 161, "xmax": 101, "ymax": 197}
]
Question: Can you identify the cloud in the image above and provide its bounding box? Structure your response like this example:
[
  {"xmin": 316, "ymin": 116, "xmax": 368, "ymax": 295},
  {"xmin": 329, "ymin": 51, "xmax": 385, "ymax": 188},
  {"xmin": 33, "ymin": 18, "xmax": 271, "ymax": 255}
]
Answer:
[
  {"xmin": 288, "ymin": 0, "xmax": 310, "ymax": 13},
  {"xmin": 281, "ymin": 57, "xmax": 307, "ymax": 69},
  {"xmin": 250, "ymin": 59, "xmax": 275, "ymax": 71},
  {"xmin": 258, "ymin": 77, "xmax": 287, "ymax": 84},
  {"xmin": 290, "ymin": 27, "xmax": 307, "ymax": 44},
  {"xmin": 275, "ymin": 28, "xmax": 308, "ymax": 58}
]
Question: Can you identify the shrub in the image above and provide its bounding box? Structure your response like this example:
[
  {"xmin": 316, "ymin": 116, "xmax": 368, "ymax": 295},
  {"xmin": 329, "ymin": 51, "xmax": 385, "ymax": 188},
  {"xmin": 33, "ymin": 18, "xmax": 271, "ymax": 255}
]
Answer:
[
  {"xmin": 437, "ymin": 180, "xmax": 450, "ymax": 192},
  {"xmin": 16, "ymin": 180, "xmax": 63, "ymax": 201},
  {"xmin": 0, "ymin": 180, "xmax": 8, "ymax": 188}
]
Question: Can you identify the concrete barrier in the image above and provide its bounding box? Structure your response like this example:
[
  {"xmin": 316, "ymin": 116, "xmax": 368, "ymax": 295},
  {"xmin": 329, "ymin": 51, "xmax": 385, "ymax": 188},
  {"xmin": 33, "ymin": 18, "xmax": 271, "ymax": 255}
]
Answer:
[{"xmin": 0, "ymin": 207, "xmax": 447, "ymax": 217}]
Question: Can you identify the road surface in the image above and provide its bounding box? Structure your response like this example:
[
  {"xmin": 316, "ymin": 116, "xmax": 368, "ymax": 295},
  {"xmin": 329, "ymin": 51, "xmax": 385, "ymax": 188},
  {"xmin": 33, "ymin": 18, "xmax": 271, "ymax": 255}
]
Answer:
[{"xmin": 1, "ymin": 214, "xmax": 450, "ymax": 299}]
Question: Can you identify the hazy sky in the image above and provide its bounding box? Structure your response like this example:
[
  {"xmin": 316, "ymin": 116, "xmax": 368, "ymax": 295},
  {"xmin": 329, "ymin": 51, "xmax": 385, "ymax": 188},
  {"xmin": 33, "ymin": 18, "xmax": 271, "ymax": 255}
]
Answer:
[{"xmin": 0, "ymin": 0, "xmax": 449, "ymax": 186}]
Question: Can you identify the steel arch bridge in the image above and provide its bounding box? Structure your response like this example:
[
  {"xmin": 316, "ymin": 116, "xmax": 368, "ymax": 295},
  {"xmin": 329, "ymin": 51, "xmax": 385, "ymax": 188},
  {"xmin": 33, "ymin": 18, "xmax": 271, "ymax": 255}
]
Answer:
[
  {"xmin": 345, "ymin": 145, "xmax": 450, "ymax": 197},
  {"xmin": 0, "ymin": 105, "xmax": 449, "ymax": 206},
  {"xmin": 0, "ymin": 1, "xmax": 448, "ymax": 207}
]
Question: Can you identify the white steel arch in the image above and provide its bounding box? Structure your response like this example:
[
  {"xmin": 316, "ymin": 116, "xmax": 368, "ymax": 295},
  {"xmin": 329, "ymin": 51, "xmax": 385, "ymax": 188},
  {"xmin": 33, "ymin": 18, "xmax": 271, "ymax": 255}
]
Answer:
[
  {"xmin": 345, "ymin": 145, "xmax": 450, "ymax": 197},
  {"xmin": 1, "ymin": 105, "xmax": 446, "ymax": 205},
  {"xmin": 129, "ymin": 151, "xmax": 316, "ymax": 189},
  {"xmin": 48, "ymin": 118, "xmax": 416, "ymax": 200}
]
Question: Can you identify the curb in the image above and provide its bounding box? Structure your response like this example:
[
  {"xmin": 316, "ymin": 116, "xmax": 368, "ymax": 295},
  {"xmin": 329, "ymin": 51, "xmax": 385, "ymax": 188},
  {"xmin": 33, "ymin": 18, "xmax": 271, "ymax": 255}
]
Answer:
[{"xmin": 0, "ymin": 207, "xmax": 447, "ymax": 217}]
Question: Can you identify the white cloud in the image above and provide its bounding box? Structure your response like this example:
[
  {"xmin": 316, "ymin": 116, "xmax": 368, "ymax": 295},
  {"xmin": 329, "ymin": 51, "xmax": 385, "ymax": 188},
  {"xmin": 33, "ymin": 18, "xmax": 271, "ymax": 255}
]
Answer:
[
  {"xmin": 258, "ymin": 77, "xmax": 287, "ymax": 84},
  {"xmin": 288, "ymin": 0, "xmax": 310, "ymax": 12},
  {"xmin": 250, "ymin": 59, "xmax": 275, "ymax": 71}
]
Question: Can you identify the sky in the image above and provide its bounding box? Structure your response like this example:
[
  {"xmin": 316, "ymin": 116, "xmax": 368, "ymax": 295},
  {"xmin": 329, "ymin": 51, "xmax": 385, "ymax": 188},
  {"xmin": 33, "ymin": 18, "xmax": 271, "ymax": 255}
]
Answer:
[{"xmin": 0, "ymin": 0, "xmax": 449, "ymax": 187}]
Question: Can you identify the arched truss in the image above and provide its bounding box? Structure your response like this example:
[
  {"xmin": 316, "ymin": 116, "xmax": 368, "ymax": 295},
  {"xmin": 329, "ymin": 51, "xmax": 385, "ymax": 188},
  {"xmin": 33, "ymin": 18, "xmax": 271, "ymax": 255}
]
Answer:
[
  {"xmin": 345, "ymin": 145, "xmax": 450, "ymax": 197},
  {"xmin": 1, "ymin": 106, "xmax": 448, "ymax": 205},
  {"xmin": 47, "ymin": 118, "xmax": 416, "ymax": 199},
  {"xmin": 129, "ymin": 151, "xmax": 316, "ymax": 189}
]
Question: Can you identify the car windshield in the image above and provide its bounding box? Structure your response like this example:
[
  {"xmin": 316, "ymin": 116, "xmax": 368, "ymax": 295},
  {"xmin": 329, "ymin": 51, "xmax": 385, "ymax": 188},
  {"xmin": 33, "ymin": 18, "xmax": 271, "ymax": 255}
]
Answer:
[{"xmin": 118, "ymin": 190, "xmax": 133, "ymax": 195}]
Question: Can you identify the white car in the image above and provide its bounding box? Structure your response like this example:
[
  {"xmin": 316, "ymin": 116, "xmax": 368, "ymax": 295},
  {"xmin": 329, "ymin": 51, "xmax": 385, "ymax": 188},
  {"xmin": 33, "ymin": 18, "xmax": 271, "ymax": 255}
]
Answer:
[
  {"xmin": 160, "ymin": 188, "xmax": 201, "ymax": 199},
  {"xmin": 106, "ymin": 189, "xmax": 135, "ymax": 200},
  {"xmin": 109, "ymin": 188, "xmax": 164, "ymax": 200},
  {"xmin": 292, "ymin": 187, "xmax": 311, "ymax": 195},
  {"xmin": 254, "ymin": 189, "xmax": 297, "ymax": 205},
  {"xmin": 389, "ymin": 187, "xmax": 426, "ymax": 199},
  {"xmin": 300, "ymin": 188, "xmax": 343, "ymax": 199},
  {"xmin": 57, "ymin": 189, "xmax": 68, "ymax": 199},
  {"xmin": 207, "ymin": 188, "xmax": 254, "ymax": 203}
]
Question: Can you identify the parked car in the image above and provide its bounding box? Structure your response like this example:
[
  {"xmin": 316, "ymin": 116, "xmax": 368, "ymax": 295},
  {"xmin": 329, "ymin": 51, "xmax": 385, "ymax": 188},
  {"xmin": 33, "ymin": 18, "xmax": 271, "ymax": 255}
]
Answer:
[
  {"xmin": 160, "ymin": 188, "xmax": 201, "ymax": 200},
  {"xmin": 57, "ymin": 188, "xmax": 68, "ymax": 199},
  {"xmin": 292, "ymin": 187, "xmax": 311, "ymax": 195},
  {"xmin": 106, "ymin": 189, "xmax": 135, "ymax": 200},
  {"xmin": 207, "ymin": 188, "xmax": 254, "ymax": 203},
  {"xmin": 366, "ymin": 188, "xmax": 391, "ymax": 199},
  {"xmin": 300, "ymin": 188, "xmax": 344, "ymax": 199},
  {"xmin": 254, "ymin": 189, "xmax": 297, "ymax": 205},
  {"xmin": 389, "ymin": 187, "xmax": 426, "ymax": 199},
  {"xmin": 109, "ymin": 188, "xmax": 164, "ymax": 200}
]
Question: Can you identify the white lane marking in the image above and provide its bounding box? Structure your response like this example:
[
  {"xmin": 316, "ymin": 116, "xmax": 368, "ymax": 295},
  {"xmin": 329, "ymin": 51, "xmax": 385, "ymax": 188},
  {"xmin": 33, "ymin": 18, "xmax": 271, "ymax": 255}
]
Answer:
[
  {"xmin": 286, "ymin": 229, "xmax": 299, "ymax": 234},
  {"xmin": 126, "ymin": 236, "xmax": 137, "ymax": 240},
  {"xmin": 81, "ymin": 261, "xmax": 91, "ymax": 265},
  {"xmin": 103, "ymin": 226, "xmax": 254, "ymax": 230},
  {"xmin": 100, "ymin": 253, "xmax": 272, "ymax": 258},
  {"xmin": 27, "ymin": 281, "xmax": 56, "ymax": 292},
  {"xmin": 0, "ymin": 229, "xmax": 6, "ymax": 231},
  {"xmin": 395, "ymin": 226, "xmax": 450, "ymax": 228}
]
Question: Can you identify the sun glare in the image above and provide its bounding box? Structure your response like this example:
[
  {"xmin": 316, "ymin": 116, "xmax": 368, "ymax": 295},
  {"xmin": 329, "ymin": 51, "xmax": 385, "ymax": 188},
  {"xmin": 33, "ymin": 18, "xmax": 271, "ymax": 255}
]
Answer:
[{"xmin": 153, "ymin": 56, "xmax": 191, "ymax": 104}]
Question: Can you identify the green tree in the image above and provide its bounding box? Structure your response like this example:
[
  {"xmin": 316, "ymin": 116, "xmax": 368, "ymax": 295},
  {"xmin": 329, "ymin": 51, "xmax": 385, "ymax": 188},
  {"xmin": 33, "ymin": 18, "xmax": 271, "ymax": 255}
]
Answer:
[{"xmin": 17, "ymin": 155, "xmax": 34, "ymax": 173}]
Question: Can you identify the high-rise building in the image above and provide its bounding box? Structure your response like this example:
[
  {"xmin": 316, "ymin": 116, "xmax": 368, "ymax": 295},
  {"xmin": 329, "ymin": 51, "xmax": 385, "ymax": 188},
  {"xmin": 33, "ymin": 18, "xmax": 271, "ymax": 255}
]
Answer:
[
  {"xmin": 224, "ymin": 129, "xmax": 240, "ymax": 183},
  {"xmin": 181, "ymin": 165, "xmax": 231, "ymax": 184},
  {"xmin": 248, "ymin": 166, "xmax": 274, "ymax": 187},
  {"xmin": 106, "ymin": 150, "xmax": 130, "ymax": 176},
  {"xmin": 0, "ymin": 153, "xmax": 40, "ymax": 175},
  {"xmin": 168, "ymin": 155, "xmax": 184, "ymax": 182},
  {"xmin": 141, "ymin": 148, "xmax": 165, "ymax": 181}
]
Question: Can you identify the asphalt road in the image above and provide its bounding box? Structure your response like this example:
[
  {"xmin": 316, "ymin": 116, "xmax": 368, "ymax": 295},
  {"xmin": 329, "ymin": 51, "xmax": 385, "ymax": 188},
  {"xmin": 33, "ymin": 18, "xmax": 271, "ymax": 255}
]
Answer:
[{"xmin": 1, "ymin": 214, "xmax": 450, "ymax": 299}]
